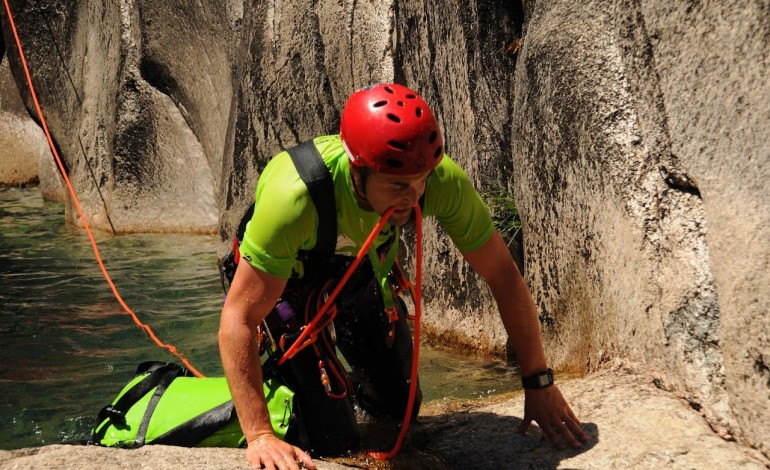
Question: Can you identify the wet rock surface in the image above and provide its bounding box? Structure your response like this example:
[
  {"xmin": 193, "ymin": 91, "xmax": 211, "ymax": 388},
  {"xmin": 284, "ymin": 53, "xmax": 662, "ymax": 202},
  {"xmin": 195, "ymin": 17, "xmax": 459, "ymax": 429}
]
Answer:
[{"xmin": 2, "ymin": 369, "xmax": 765, "ymax": 469}]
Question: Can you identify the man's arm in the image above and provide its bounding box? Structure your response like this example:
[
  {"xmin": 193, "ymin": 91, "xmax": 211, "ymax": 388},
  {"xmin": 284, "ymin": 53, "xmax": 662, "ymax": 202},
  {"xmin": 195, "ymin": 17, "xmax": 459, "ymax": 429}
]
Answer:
[
  {"xmin": 461, "ymin": 230, "xmax": 589, "ymax": 449},
  {"xmin": 219, "ymin": 261, "xmax": 316, "ymax": 469}
]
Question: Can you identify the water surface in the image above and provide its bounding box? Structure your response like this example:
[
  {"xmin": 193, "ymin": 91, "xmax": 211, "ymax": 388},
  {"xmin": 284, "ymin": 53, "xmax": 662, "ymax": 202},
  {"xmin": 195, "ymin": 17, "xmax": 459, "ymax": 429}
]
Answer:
[{"xmin": 0, "ymin": 187, "xmax": 518, "ymax": 450}]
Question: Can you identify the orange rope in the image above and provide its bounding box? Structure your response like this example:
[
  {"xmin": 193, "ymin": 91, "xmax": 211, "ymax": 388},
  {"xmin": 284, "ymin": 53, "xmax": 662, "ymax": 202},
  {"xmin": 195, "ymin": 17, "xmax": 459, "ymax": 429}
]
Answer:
[
  {"xmin": 278, "ymin": 206, "xmax": 397, "ymax": 364},
  {"xmin": 276, "ymin": 203, "xmax": 423, "ymax": 458},
  {"xmin": 3, "ymin": 0, "xmax": 203, "ymax": 378},
  {"xmin": 369, "ymin": 203, "xmax": 423, "ymax": 460}
]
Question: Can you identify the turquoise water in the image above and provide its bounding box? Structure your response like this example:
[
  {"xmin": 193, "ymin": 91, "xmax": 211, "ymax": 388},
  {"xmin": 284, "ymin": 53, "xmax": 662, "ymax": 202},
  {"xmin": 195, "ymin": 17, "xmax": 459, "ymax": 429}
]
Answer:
[{"xmin": 0, "ymin": 187, "xmax": 517, "ymax": 450}]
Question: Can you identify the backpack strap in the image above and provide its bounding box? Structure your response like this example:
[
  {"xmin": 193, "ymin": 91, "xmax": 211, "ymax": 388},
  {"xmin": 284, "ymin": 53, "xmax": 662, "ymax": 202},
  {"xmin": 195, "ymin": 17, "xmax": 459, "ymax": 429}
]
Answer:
[
  {"xmin": 234, "ymin": 140, "xmax": 335, "ymax": 256},
  {"xmin": 287, "ymin": 140, "xmax": 337, "ymax": 257},
  {"xmin": 234, "ymin": 203, "xmax": 256, "ymax": 246},
  {"xmin": 91, "ymin": 362, "xmax": 188, "ymax": 444},
  {"xmin": 134, "ymin": 366, "xmax": 184, "ymax": 446}
]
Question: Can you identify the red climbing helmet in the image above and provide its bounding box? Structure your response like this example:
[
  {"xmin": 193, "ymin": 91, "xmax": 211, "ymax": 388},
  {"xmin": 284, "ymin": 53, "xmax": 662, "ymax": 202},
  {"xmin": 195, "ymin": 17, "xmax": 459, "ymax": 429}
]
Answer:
[{"xmin": 340, "ymin": 83, "xmax": 444, "ymax": 175}]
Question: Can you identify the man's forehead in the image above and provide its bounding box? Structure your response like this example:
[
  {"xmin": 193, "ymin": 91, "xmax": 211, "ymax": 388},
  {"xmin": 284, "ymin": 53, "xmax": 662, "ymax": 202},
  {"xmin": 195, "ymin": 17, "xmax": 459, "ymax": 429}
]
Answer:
[{"xmin": 374, "ymin": 169, "xmax": 433, "ymax": 183}]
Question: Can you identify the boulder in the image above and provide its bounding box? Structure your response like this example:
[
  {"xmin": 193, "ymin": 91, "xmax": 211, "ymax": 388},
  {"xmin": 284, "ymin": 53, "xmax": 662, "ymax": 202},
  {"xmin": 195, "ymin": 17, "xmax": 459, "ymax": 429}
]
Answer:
[
  {"xmin": 0, "ymin": 55, "xmax": 59, "ymax": 196},
  {"xmin": 511, "ymin": 0, "xmax": 769, "ymax": 457},
  {"xmin": 413, "ymin": 368, "xmax": 768, "ymax": 468},
  {"xmin": 1, "ymin": 0, "xmax": 240, "ymax": 233}
]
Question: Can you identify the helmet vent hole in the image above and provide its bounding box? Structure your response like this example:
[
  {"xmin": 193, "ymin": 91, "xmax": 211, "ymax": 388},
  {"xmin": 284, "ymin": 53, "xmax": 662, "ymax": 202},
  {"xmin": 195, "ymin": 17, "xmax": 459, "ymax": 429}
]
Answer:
[
  {"xmin": 387, "ymin": 113, "xmax": 401, "ymax": 123},
  {"xmin": 434, "ymin": 146, "xmax": 443, "ymax": 159},
  {"xmin": 415, "ymin": 107, "xmax": 422, "ymax": 118},
  {"xmin": 384, "ymin": 158, "xmax": 404, "ymax": 168},
  {"xmin": 384, "ymin": 86, "xmax": 394, "ymax": 94},
  {"xmin": 373, "ymin": 100, "xmax": 388, "ymax": 108},
  {"xmin": 406, "ymin": 94, "xmax": 416, "ymax": 99},
  {"xmin": 387, "ymin": 140, "xmax": 408, "ymax": 151},
  {"xmin": 429, "ymin": 131, "xmax": 438, "ymax": 143},
  {"xmin": 397, "ymin": 101, "xmax": 404, "ymax": 106}
]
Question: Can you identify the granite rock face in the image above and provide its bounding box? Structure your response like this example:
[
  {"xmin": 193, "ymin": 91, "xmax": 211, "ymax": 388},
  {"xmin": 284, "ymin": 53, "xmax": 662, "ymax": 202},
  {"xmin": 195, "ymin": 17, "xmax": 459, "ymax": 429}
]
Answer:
[
  {"xmin": 393, "ymin": 0, "xmax": 521, "ymax": 360},
  {"xmin": 218, "ymin": 0, "xmax": 399, "ymax": 245},
  {"xmin": 511, "ymin": 0, "xmax": 769, "ymax": 457},
  {"xmin": 0, "ymin": 56, "xmax": 58, "ymax": 196},
  {"xmin": 1, "ymin": 0, "xmax": 239, "ymax": 232}
]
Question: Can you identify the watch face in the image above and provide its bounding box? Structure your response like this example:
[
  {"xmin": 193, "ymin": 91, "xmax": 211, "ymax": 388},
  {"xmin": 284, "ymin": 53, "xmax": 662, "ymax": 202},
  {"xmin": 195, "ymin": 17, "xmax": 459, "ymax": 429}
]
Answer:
[{"xmin": 522, "ymin": 369, "xmax": 554, "ymax": 389}]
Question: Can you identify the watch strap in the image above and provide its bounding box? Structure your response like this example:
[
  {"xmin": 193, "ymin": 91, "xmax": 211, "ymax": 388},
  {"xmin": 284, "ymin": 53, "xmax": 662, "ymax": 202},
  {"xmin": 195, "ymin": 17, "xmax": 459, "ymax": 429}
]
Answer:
[{"xmin": 521, "ymin": 368, "xmax": 554, "ymax": 389}]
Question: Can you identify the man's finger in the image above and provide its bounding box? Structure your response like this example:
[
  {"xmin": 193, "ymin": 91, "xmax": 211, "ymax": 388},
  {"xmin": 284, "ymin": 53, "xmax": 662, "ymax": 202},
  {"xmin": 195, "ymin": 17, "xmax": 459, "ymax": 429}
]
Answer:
[
  {"xmin": 568, "ymin": 409, "xmax": 590, "ymax": 442},
  {"xmin": 256, "ymin": 457, "xmax": 275, "ymax": 470},
  {"xmin": 541, "ymin": 424, "xmax": 566, "ymax": 450},
  {"xmin": 564, "ymin": 415, "xmax": 589, "ymax": 443},
  {"xmin": 556, "ymin": 420, "xmax": 583, "ymax": 448},
  {"xmin": 283, "ymin": 453, "xmax": 300, "ymax": 470},
  {"xmin": 295, "ymin": 451, "xmax": 317, "ymax": 470}
]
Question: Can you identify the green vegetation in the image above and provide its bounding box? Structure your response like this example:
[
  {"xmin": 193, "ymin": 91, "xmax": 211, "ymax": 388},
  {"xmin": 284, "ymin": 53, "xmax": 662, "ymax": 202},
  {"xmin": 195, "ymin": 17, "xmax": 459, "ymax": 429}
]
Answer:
[{"xmin": 482, "ymin": 185, "xmax": 522, "ymax": 248}]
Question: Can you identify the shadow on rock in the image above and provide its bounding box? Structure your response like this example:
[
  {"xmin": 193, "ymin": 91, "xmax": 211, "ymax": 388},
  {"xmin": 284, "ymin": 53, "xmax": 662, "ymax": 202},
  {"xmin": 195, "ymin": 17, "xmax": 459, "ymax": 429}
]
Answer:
[{"xmin": 411, "ymin": 411, "xmax": 599, "ymax": 469}]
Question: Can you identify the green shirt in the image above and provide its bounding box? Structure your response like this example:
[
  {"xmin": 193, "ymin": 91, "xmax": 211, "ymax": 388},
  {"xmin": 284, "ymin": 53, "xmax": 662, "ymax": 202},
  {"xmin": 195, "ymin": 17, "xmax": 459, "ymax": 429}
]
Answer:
[{"xmin": 239, "ymin": 135, "xmax": 494, "ymax": 279}]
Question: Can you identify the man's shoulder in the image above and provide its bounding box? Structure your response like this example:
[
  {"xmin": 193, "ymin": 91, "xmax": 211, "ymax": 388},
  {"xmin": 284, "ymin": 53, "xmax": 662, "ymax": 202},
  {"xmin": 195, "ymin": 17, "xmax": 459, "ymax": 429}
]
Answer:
[
  {"xmin": 427, "ymin": 154, "xmax": 470, "ymax": 189},
  {"xmin": 312, "ymin": 135, "xmax": 346, "ymax": 168},
  {"xmin": 312, "ymin": 134, "xmax": 342, "ymax": 149}
]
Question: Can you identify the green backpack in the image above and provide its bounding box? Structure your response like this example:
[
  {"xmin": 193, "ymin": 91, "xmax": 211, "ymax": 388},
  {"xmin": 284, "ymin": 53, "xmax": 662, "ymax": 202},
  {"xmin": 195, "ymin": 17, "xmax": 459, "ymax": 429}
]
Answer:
[{"xmin": 91, "ymin": 361, "xmax": 296, "ymax": 448}]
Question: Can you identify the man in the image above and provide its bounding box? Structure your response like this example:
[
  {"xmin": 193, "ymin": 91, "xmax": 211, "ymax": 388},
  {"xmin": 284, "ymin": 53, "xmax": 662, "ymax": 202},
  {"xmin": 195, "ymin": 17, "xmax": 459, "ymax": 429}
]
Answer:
[{"xmin": 219, "ymin": 83, "xmax": 588, "ymax": 469}]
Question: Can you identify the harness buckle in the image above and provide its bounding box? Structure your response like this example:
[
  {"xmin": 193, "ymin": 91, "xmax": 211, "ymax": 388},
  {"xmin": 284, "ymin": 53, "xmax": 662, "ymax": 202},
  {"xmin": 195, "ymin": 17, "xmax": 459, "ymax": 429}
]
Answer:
[{"xmin": 104, "ymin": 405, "xmax": 126, "ymax": 425}]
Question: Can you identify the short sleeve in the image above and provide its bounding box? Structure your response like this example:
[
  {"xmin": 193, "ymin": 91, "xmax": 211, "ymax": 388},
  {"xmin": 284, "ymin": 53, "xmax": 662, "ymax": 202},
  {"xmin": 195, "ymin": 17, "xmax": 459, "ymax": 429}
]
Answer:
[
  {"xmin": 423, "ymin": 157, "xmax": 495, "ymax": 253},
  {"xmin": 238, "ymin": 152, "xmax": 317, "ymax": 278}
]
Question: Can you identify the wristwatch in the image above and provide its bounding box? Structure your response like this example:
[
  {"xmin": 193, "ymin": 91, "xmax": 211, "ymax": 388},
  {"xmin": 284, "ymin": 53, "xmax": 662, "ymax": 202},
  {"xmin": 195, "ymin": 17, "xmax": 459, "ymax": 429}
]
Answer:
[{"xmin": 521, "ymin": 368, "xmax": 554, "ymax": 389}]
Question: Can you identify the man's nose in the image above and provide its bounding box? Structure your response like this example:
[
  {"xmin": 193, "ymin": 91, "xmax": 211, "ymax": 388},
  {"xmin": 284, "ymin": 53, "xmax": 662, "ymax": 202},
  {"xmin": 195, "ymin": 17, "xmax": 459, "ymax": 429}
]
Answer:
[{"xmin": 404, "ymin": 183, "xmax": 422, "ymax": 206}]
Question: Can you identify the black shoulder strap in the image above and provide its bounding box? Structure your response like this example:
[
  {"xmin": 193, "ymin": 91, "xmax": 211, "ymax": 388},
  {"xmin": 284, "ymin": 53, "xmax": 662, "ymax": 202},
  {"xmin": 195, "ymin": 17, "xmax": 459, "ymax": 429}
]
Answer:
[
  {"xmin": 232, "ymin": 140, "xmax": 336, "ymax": 267},
  {"xmin": 286, "ymin": 140, "xmax": 337, "ymax": 257},
  {"xmin": 234, "ymin": 204, "xmax": 255, "ymax": 243}
]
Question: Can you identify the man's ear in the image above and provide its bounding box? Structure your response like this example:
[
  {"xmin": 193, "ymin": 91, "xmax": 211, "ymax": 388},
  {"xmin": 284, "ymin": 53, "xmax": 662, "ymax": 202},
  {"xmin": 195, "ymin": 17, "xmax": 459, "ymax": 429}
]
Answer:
[
  {"xmin": 350, "ymin": 165, "xmax": 361, "ymax": 187},
  {"xmin": 350, "ymin": 165, "xmax": 368, "ymax": 197}
]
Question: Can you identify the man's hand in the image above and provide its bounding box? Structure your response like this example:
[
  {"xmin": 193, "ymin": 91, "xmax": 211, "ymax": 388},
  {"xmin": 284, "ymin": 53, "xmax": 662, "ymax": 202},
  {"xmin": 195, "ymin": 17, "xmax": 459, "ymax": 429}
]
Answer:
[
  {"xmin": 246, "ymin": 434, "xmax": 317, "ymax": 470},
  {"xmin": 517, "ymin": 385, "xmax": 589, "ymax": 449}
]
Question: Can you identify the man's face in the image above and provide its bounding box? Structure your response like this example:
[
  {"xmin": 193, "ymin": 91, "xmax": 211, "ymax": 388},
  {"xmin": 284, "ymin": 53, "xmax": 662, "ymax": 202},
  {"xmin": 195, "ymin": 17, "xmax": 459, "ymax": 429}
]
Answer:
[{"xmin": 363, "ymin": 169, "xmax": 432, "ymax": 226}]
